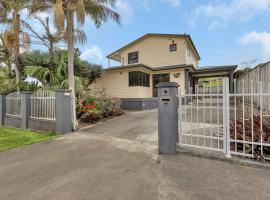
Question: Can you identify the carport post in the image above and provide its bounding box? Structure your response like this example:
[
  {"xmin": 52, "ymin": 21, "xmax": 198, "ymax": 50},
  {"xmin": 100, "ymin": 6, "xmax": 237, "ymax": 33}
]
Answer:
[
  {"xmin": 21, "ymin": 92, "xmax": 34, "ymax": 129},
  {"xmin": 158, "ymin": 82, "xmax": 179, "ymax": 155},
  {"xmin": 0, "ymin": 94, "xmax": 6, "ymax": 126},
  {"xmin": 56, "ymin": 89, "xmax": 73, "ymax": 134}
]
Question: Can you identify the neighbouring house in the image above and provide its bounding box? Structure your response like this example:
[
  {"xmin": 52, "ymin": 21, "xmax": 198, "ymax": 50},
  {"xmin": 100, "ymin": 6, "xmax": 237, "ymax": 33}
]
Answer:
[{"xmin": 92, "ymin": 33, "xmax": 237, "ymax": 110}]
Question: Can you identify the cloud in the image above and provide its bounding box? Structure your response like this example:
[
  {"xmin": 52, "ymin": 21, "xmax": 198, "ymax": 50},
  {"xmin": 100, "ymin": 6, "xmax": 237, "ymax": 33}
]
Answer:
[
  {"xmin": 80, "ymin": 46, "xmax": 104, "ymax": 63},
  {"xmin": 192, "ymin": 0, "xmax": 270, "ymax": 29},
  {"xmin": 140, "ymin": 0, "xmax": 181, "ymax": 10},
  {"xmin": 240, "ymin": 31, "xmax": 270, "ymax": 59},
  {"xmin": 114, "ymin": 0, "xmax": 180, "ymax": 18},
  {"xmin": 160, "ymin": 0, "xmax": 181, "ymax": 7},
  {"xmin": 115, "ymin": 0, "xmax": 134, "ymax": 24}
]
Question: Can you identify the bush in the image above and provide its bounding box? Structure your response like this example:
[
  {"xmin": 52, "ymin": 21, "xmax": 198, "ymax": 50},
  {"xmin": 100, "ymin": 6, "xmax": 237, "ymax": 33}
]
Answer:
[{"xmin": 77, "ymin": 89, "xmax": 124, "ymax": 123}]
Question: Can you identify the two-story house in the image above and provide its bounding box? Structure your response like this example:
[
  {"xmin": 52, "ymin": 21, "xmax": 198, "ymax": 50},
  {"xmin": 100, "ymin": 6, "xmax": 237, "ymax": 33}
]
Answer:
[{"xmin": 92, "ymin": 33, "xmax": 237, "ymax": 110}]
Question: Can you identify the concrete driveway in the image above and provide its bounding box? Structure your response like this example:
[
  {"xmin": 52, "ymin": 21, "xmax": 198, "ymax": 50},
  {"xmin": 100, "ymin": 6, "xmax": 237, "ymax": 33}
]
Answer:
[
  {"xmin": 80, "ymin": 110, "xmax": 158, "ymax": 144},
  {"xmin": 0, "ymin": 110, "xmax": 270, "ymax": 200}
]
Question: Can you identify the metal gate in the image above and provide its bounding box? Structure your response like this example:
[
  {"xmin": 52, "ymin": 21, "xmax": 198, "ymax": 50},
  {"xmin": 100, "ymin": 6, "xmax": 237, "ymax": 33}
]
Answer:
[
  {"xmin": 178, "ymin": 77, "xmax": 270, "ymax": 161},
  {"xmin": 178, "ymin": 78, "xmax": 230, "ymax": 156}
]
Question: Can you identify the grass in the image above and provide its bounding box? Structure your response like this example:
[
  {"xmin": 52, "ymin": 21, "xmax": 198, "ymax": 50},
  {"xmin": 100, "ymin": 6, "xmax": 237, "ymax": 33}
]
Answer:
[{"xmin": 0, "ymin": 127, "xmax": 58, "ymax": 151}]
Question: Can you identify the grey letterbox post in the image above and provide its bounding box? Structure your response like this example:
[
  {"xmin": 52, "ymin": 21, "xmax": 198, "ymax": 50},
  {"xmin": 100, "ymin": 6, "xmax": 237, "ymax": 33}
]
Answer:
[{"xmin": 157, "ymin": 82, "xmax": 179, "ymax": 155}]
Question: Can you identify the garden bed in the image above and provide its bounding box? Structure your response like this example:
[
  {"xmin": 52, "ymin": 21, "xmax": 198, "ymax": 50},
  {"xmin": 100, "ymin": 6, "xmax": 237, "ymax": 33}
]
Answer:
[
  {"xmin": 77, "ymin": 89, "xmax": 124, "ymax": 126},
  {"xmin": 230, "ymin": 115, "xmax": 270, "ymax": 161}
]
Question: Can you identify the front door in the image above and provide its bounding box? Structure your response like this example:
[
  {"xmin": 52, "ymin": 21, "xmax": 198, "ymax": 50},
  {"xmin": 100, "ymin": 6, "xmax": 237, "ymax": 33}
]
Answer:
[{"xmin": 153, "ymin": 74, "xmax": 170, "ymax": 97}]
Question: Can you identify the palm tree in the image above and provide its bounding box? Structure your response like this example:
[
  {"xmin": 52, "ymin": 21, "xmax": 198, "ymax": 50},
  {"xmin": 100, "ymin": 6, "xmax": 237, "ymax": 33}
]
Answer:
[
  {"xmin": 0, "ymin": 0, "xmax": 32, "ymax": 91},
  {"xmin": 0, "ymin": 33, "xmax": 12, "ymax": 77},
  {"xmin": 31, "ymin": 0, "xmax": 120, "ymax": 129},
  {"xmin": 22, "ymin": 15, "xmax": 62, "ymax": 63},
  {"xmin": 22, "ymin": 50, "xmax": 102, "ymax": 99}
]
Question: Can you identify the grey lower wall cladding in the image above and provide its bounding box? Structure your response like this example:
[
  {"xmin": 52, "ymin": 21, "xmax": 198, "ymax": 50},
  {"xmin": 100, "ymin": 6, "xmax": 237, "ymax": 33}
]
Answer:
[
  {"xmin": 121, "ymin": 97, "xmax": 189, "ymax": 111},
  {"xmin": 121, "ymin": 98, "xmax": 159, "ymax": 111}
]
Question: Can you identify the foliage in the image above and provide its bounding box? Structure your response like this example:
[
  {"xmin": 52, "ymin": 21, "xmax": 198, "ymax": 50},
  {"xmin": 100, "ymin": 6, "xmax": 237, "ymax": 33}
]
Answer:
[
  {"xmin": 234, "ymin": 68, "xmax": 251, "ymax": 79},
  {"xmin": 21, "ymin": 50, "xmax": 102, "ymax": 98},
  {"xmin": 0, "ymin": 65, "xmax": 39, "ymax": 94},
  {"xmin": 0, "ymin": 0, "xmax": 33, "ymax": 91},
  {"xmin": 0, "ymin": 126, "xmax": 57, "ymax": 151},
  {"xmin": 230, "ymin": 115, "xmax": 270, "ymax": 161},
  {"xmin": 77, "ymin": 88, "xmax": 124, "ymax": 123}
]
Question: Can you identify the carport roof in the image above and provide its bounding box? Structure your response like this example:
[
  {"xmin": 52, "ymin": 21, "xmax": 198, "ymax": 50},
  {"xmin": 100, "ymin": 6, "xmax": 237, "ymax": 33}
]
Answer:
[{"xmin": 191, "ymin": 65, "xmax": 238, "ymax": 77}]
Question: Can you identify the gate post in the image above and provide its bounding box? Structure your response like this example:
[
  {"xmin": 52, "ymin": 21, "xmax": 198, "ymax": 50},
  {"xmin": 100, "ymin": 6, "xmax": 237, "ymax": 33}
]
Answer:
[
  {"xmin": 222, "ymin": 77, "xmax": 231, "ymax": 158},
  {"xmin": 21, "ymin": 92, "xmax": 34, "ymax": 129},
  {"xmin": 0, "ymin": 94, "xmax": 6, "ymax": 126},
  {"xmin": 157, "ymin": 82, "xmax": 179, "ymax": 155},
  {"xmin": 56, "ymin": 89, "xmax": 73, "ymax": 134}
]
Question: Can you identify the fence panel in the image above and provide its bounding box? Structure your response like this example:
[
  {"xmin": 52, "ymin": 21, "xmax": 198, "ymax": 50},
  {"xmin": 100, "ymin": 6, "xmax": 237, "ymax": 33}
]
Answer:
[
  {"xmin": 6, "ymin": 92, "xmax": 21, "ymax": 116},
  {"xmin": 30, "ymin": 90, "xmax": 56, "ymax": 121},
  {"xmin": 230, "ymin": 79, "xmax": 270, "ymax": 161}
]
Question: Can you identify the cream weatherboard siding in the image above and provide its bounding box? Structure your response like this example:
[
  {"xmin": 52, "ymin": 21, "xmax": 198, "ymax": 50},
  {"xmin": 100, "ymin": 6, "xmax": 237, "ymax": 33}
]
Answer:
[
  {"xmin": 186, "ymin": 46, "xmax": 199, "ymax": 68},
  {"xmin": 120, "ymin": 36, "xmax": 188, "ymax": 68},
  {"xmin": 92, "ymin": 67, "xmax": 186, "ymax": 98}
]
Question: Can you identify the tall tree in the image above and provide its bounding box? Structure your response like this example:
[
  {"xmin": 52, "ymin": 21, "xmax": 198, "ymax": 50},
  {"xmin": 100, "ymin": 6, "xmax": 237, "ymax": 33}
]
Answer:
[
  {"xmin": 0, "ymin": 0, "xmax": 31, "ymax": 91},
  {"xmin": 31, "ymin": 0, "xmax": 120, "ymax": 129}
]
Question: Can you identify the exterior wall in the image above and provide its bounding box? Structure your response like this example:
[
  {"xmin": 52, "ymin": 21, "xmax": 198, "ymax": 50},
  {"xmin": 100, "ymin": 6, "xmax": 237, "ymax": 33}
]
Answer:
[
  {"xmin": 92, "ymin": 67, "xmax": 147, "ymax": 98},
  {"xmin": 186, "ymin": 45, "xmax": 198, "ymax": 68},
  {"xmin": 120, "ymin": 36, "xmax": 189, "ymax": 68},
  {"xmin": 92, "ymin": 67, "xmax": 186, "ymax": 98}
]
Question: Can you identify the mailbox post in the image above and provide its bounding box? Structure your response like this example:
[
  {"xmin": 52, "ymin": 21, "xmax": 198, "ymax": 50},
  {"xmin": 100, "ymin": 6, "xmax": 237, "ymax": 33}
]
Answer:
[{"xmin": 158, "ymin": 82, "xmax": 179, "ymax": 155}]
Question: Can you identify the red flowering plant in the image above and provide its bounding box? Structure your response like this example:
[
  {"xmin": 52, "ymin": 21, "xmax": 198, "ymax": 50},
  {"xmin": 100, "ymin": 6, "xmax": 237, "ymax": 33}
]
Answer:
[{"xmin": 77, "ymin": 89, "xmax": 124, "ymax": 123}]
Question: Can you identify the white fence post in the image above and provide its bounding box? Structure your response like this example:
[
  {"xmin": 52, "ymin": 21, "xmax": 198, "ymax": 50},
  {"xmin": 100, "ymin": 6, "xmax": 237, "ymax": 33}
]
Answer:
[
  {"xmin": 178, "ymin": 90, "xmax": 183, "ymax": 147},
  {"xmin": 223, "ymin": 77, "xmax": 231, "ymax": 158}
]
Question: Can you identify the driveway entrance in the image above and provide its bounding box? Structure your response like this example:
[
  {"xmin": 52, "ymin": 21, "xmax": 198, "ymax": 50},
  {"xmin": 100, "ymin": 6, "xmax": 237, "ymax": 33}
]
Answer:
[
  {"xmin": 80, "ymin": 110, "xmax": 158, "ymax": 144},
  {"xmin": 0, "ymin": 111, "xmax": 270, "ymax": 200}
]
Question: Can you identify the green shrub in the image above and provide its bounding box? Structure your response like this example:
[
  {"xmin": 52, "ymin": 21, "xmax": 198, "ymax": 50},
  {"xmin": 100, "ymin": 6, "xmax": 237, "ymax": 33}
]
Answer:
[{"xmin": 77, "ymin": 88, "xmax": 124, "ymax": 123}]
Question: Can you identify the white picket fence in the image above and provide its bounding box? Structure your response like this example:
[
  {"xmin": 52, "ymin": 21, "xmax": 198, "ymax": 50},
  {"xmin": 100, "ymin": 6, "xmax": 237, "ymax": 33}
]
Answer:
[
  {"xmin": 30, "ymin": 90, "xmax": 56, "ymax": 121},
  {"xmin": 6, "ymin": 92, "xmax": 21, "ymax": 116}
]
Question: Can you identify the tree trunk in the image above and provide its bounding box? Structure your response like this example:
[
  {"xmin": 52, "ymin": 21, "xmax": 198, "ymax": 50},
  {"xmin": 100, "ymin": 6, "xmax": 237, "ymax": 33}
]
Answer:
[
  {"xmin": 66, "ymin": 5, "xmax": 77, "ymax": 130},
  {"xmin": 13, "ymin": 9, "xmax": 21, "ymax": 92}
]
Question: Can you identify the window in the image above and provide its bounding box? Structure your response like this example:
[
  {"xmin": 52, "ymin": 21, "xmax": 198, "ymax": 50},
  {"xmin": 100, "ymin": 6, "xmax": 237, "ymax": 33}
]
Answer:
[
  {"xmin": 129, "ymin": 71, "xmax": 150, "ymax": 87},
  {"xmin": 128, "ymin": 52, "xmax": 139, "ymax": 64},
  {"xmin": 170, "ymin": 44, "xmax": 177, "ymax": 52}
]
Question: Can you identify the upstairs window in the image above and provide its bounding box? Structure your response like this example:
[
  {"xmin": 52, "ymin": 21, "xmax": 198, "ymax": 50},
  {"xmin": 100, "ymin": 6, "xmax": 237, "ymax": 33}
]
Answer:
[
  {"xmin": 129, "ymin": 71, "xmax": 150, "ymax": 87},
  {"xmin": 128, "ymin": 52, "xmax": 139, "ymax": 64},
  {"xmin": 170, "ymin": 44, "xmax": 177, "ymax": 52}
]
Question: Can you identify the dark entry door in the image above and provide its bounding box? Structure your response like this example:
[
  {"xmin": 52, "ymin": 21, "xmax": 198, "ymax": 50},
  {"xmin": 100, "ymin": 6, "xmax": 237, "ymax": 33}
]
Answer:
[{"xmin": 153, "ymin": 74, "xmax": 170, "ymax": 97}]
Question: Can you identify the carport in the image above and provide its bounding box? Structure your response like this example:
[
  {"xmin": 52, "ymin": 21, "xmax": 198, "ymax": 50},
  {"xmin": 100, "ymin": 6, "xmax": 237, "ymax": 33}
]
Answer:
[{"xmin": 185, "ymin": 65, "xmax": 238, "ymax": 94}]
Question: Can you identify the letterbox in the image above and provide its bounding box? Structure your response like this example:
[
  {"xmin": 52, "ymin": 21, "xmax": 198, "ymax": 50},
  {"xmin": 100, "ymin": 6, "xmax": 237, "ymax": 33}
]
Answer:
[{"xmin": 157, "ymin": 82, "xmax": 179, "ymax": 155}]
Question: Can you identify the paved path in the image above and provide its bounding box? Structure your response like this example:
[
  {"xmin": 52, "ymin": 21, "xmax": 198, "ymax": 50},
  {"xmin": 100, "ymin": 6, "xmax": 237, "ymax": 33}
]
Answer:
[{"xmin": 0, "ymin": 110, "xmax": 270, "ymax": 200}]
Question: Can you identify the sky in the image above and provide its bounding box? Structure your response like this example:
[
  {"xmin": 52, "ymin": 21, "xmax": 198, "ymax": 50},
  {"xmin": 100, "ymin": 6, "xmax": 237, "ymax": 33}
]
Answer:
[{"xmin": 2, "ymin": 0, "xmax": 270, "ymax": 68}]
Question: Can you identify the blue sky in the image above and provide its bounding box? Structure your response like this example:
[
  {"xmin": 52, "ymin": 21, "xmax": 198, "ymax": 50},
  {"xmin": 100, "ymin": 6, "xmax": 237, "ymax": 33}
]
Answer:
[{"xmin": 2, "ymin": 0, "xmax": 270, "ymax": 68}]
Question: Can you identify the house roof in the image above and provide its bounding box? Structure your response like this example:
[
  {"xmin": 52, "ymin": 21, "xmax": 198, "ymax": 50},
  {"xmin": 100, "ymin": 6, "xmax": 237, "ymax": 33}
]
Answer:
[
  {"xmin": 104, "ymin": 64, "xmax": 194, "ymax": 72},
  {"xmin": 104, "ymin": 64, "xmax": 238, "ymax": 78},
  {"xmin": 107, "ymin": 33, "xmax": 201, "ymax": 61}
]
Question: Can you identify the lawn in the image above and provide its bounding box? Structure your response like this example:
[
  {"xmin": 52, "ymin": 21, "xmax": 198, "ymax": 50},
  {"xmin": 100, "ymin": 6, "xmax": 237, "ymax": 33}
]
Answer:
[{"xmin": 0, "ymin": 127, "xmax": 57, "ymax": 151}]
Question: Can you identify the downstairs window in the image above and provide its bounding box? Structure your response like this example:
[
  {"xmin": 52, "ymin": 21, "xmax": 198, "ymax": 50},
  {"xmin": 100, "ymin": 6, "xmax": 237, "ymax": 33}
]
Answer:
[{"xmin": 129, "ymin": 71, "xmax": 150, "ymax": 87}]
